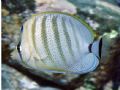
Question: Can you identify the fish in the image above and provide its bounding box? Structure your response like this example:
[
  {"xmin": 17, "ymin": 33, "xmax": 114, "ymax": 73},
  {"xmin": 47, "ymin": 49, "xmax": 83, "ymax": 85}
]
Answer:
[{"xmin": 12, "ymin": 12, "xmax": 102, "ymax": 74}]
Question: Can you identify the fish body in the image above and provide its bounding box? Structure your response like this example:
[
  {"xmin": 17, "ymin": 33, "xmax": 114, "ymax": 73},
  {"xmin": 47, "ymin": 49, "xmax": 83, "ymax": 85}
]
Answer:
[{"xmin": 14, "ymin": 12, "xmax": 102, "ymax": 74}]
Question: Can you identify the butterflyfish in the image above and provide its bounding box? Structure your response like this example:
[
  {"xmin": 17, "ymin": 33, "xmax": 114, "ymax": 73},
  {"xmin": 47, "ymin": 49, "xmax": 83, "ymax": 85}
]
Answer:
[{"xmin": 12, "ymin": 12, "xmax": 102, "ymax": 74}]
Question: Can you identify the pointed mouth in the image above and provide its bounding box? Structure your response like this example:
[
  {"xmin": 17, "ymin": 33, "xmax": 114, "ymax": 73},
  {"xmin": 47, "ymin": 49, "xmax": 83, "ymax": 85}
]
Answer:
[{"xmin": 11, "ymin": 49, "xmax": 21, "ymax": 61}]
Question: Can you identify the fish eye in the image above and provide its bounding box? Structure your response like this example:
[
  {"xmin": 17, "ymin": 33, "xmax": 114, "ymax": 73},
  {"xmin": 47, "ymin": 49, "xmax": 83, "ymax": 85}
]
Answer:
[
  {"xmin": 16, "ymin": 25, "xmax": 23, "ymax": 60},
  {"xmin": 17, "ymin": 42, "xmax": 23, "ymax": 60},
  {"xmin": 17, "ymin": 42, "xmax": 21, "ymax": 52}
]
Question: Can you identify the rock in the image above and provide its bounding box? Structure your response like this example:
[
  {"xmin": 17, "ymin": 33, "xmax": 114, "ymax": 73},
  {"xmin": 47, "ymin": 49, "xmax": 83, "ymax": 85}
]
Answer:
[
  {"xmin": 35, "ymin": 0, "xmax": 77, "ymax": 14},
  {"xmin": 2, "ymin": 64, "xmax": 60, "ymax": 90},
  {"xmin": 2, "ymin": 0, "xmax": 35, "ymax": 14},
  {"xmin": 104, "ymin": 81, "xmax": 113, "ymax": 90},
  {"xmin": 86, "ymin": 17, "xmax": 99, "ymax": 30},
  {"xmin": 68, "ymin": 0, "xmax": 120, "ymax": 22},
  {"xmin": 2, "ymin": 8, "xmax": 9, "ymax": 16}
]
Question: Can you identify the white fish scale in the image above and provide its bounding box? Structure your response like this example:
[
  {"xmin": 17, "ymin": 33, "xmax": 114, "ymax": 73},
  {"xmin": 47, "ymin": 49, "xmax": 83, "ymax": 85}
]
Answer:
[
  {"xmin": 25, "ymin": 18, "xmax": 37, "ymax": 68},
  {"xmin": 57, "ymin": 15, "xmax": 73, "ymax": 67},
  {"xmin": 71, "ymin": 17, "xmax": 90, "ymax": 55},
  {"xmin": 21, "ymin": 21, "xmax": 31, "ymax": 64},
  {"xmin": 83, "ymin": 54, "xmax": 99, "ymax": 72},
  {"xmin": 83, "ymin": 55, "xmax": 99, "ymax": 73},
  {"xmin": 45, "ymin": 15, "xmax": 65, "ymax": 68},
  {"xmin": 35, "ymin": 16, "xmax": 45, "ymax": 59},
  {"xmin": 65, "ymin": 17, "xmax": 80, "ymax": 62},
  {"xmin": 21, "ymin": 19, "xmax": 36, "ymax": 68},
  {"xmin": 68, "ymin": 18, "xmax": 82, "ymax": 62},
  {"xmin": 26, "ymin": 16, "xmax": 49, "ymax": 70},
  {"xmin": 70, "ymin": 19, "xmax": 85, "ymax": 58},
  {"xmin": 73, "ymin": 18, "xmax": 94, "ymax": 44},
  {"xmin": 69, "ymin": 17, "xmax": 92, "ymax": 70},
  {"xmin": 68, "ymin": 53, "xmax": 98, "ymax": 73},
  {"xmin": 30, "ymin": 17, "xmax": 45, "ymax": 68},
  {"xmin": 21, "ymin": 42, "xmax": 30, "ymax": 63},
  {"xmin": 35, "ymin": 15, "xmax": 54, "ymax": 67},
  {"xmin": 68, "ymin": 18, "xmax": 85, "ymax": 69}
]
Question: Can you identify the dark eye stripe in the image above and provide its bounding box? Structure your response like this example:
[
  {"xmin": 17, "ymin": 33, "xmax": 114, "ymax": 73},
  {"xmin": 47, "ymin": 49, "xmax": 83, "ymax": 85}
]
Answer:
[
  {"xmin": 99, "ymin": 38, "xmax": 102, "ymax": 58},
  {"xmin": 17, "ymin": 25, "xmax": 23, "ymax": 60},
  {"xmin": 17, "ymin": 41, "xmax": 23, "ymax": 60}
]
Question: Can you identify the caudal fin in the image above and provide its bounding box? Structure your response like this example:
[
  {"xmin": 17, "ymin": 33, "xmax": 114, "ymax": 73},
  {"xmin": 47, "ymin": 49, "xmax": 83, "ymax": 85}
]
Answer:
[{"xmin": 91, "ymin": 38, "xmax": 102, "ymax": 59}]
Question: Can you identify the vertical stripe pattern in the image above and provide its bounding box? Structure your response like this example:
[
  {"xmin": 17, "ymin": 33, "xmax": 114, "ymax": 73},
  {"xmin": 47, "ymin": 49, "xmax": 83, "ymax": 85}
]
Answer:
[
  {"xmin": 45, "ymin": 15, "xmax": 66, "ymax": 68},
  {"xmin": 34, "ymin": 16, "xmax": 48, "ymax": 64},
  {"xmin": 41, "ymin": 16, "xmax": 56, "ymax": 67},
  {"xmin": 19, "ymin": 13, "xmax": 99, "ymax": 74},
  {"xmin": 52, "ymin": 16, "xmax": 67, "ymax": 65},
  {"xmin": 62, "ymin": 17, "xmax": 75, "ymax": 61},
  {"xmin": 69, "ymin": 19, "xmax": 81, "ymax": 57}
]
